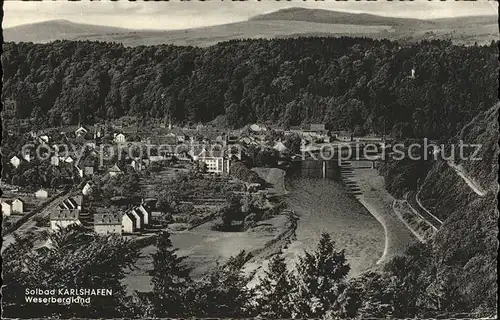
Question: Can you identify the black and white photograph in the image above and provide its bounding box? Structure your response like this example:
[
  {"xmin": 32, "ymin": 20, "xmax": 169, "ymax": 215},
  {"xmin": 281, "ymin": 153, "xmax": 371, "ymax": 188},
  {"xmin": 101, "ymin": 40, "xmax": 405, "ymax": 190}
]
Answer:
[{"xmin": 1, "ymin": 0, "xmax": 498, "ymax": 319}]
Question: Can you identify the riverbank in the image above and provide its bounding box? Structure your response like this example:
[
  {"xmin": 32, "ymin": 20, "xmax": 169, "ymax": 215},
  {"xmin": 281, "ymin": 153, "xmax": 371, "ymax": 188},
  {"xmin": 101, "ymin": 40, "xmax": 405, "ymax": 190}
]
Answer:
[
  {"xmin": 253, "ymin": 167, "xmax": 288, "ymax": 196},
  {"xmin": 346, "ymin": 168, "xmax": 417, "ymax": 264},
  {"xmin": 123, "ymin": 167, "xmax": 296, "ymax": 293}
]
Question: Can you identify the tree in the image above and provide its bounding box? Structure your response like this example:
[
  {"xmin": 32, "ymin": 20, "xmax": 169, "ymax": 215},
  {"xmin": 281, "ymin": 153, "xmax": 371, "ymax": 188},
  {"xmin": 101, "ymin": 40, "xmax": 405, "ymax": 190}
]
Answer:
[
  {"xmin": 2, "ymin": 225, "xmax": 141, "ymax": 319},
  {"xmin": 156, "ymin": 191, "xmax": 178, "ymax": 214},
  {"xmin": 150, "ymin": 231, "xmax": 192, "ymax": 318},
  {"xmin": 255, "ymin": 254, "xmax": 294, "ymax": 318},
  {"xmin": 189, "ymin": 250, "xmax": 255, "ymax": 317},
  {"xmin": 291, "ymin": 232, "xmax": 350, "ymax": 318}
]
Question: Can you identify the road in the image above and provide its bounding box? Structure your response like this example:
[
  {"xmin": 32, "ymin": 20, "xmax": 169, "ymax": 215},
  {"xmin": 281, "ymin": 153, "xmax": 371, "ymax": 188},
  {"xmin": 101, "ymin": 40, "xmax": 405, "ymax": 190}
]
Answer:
[
  {"xmin": 407, "ymin": 191, "xmax": 443, "ymax": 230},
  {"xmin": 447, "ymin": 161, "xmax": 487, "ymax": 197},
  {"xmin": 2, "ymin": 192, "xmax": 68, "ymax": 252}
]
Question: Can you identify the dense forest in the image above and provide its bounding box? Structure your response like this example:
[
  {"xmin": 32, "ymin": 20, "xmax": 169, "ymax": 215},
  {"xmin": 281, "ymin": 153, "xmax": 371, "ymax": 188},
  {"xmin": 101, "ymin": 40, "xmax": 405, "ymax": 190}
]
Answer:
[{"xmin": 2, "ymin": 38, "xmax": 498, "ymax": 139}]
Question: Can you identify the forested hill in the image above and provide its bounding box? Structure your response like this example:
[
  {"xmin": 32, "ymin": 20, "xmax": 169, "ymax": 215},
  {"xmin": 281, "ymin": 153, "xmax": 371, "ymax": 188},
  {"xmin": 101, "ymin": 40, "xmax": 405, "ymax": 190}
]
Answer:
[
  {"xmin": 417, "ymin": 105, "xmax": 499, "ymax": 312},
  {"xmin": 2, "ymin": 38, "xmax": 498, "ymax": 139}
]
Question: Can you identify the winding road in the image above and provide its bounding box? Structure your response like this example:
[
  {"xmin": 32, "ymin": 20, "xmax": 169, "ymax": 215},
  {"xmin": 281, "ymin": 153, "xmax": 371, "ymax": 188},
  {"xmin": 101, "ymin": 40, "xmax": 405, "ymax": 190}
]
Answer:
[{"xmin": 406, "ymin": 191, "xmax": 443, "ymax": 230}]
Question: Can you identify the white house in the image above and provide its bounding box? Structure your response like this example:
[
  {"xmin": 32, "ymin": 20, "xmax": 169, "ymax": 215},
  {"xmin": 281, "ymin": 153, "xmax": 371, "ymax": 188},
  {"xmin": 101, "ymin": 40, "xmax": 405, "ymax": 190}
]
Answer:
[
  {"xmin": 75, "ymin": 165, "xmax": 84, "ymax": 178},
  {"xmin": 1, "ymin": 200, "xmax": 12, "ymax": 216},
  {"xmin": 82, "ymin": 182, "xmax": 93, "ymax": 196},
  {"xmin": 130, "ymin": 159, "xmax": 145, "ymax": 171},
  {"xmin": 273, "ymin": 141, "xmax": 288, "ymax": 153},
  {"xmin": 22, "ymin": 151, "xmax": 32, "ymax": 163},
  {"xmin": 10, "ymin": 156, "xmax": 21, "ymax": 168},
  {"xmin": 50, "ymin": 155, "xmax": 60, "ymax": 167},
  {"xmin": 250, "ymin": 124, "xmax": 267, "ymax": 132},
  {"xmin": 50, "ymin": 210, "xmax": 81, "ymax": 230},
  {"xmin": 12, "ymin": 198, "xmax": 24, "ymax": 214},
  {"xmin": 122, "ymin": 211, "xmax": 137, "ymax": 233},
  {"xmin": 39, "ymin": 135, "xmax": 49, "ymax": 144},
  {"xmin": 75, "ymin": 126, "xmax": 89, "ymax": 137},
  {"xmin": 94, "ymin": 213, "xmax": 122, "ymax": 235},
  {"xmin": 108, "ymin": 164, "xmax": 123, "ymax": 177},
  {"xmin": 197, "ymin": 150, "xmax": 230, "ymax": 174},
  {"xmin": 63, "ymin": 156, "xmax": 75, "ymax": 164},
  {"xmin": 114, "ymin": 133, "xmax": 126, "ymax": 143},
  {"xmin": 35, "ymin": 189, "xmax": 49, "ymax": 199}
]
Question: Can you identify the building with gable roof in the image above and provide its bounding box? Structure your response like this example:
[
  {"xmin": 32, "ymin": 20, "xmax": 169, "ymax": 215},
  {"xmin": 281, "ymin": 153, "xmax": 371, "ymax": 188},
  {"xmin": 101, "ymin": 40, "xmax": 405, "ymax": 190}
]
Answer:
[
  {"xmin": 50, "ymin": 210, "xmax": 81, "ymax": 230},
  {"xmin": 108, "ymin": 164, "xmax": 123, "ymax": 177},
  {"xmin": 129, "ymin": 207, "xmax": 144, "ymax": 230},
  {"xmin": 2, "ymin": 200, "xmax": 13, "ymax": 216},
  {"xmin": 10, "ymin": 156, "xmax": 21, "ymax": 168},
  {"xmin": 136, "ymin": 204, "xmax": 151, "ymax": 226},
  {"xmin": 94, "ymin": 213, "xmax": 122, "ymax": 235},
  {"xmin": 122, "ymin": 211, "xmax": 137, "ymax": 233}
]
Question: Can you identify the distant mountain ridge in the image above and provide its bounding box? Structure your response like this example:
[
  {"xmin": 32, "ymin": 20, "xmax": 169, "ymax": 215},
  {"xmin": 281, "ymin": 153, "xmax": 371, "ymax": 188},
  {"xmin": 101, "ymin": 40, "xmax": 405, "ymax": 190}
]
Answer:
[
  {"xmin": 3, "ymin": 8, "xmax": 498, "ymax": 46},
  {"xmin": 250, "ymin": 7, "xmax": 436, "ymax": 29},
  {"xmin": 3, "ymin": 19, "xmax": 133, "ymax": 43}
]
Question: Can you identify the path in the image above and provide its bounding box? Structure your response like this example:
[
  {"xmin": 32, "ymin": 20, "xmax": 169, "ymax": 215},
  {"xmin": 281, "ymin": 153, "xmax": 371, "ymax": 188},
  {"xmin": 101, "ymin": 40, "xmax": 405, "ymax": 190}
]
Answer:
[
  {"xmin": 406, "ymin": 191, "xmax": 443, "ymax": 230},
  {"xmin": 447, "ymin": 161, "xmax": 487, "ymax": 197}
]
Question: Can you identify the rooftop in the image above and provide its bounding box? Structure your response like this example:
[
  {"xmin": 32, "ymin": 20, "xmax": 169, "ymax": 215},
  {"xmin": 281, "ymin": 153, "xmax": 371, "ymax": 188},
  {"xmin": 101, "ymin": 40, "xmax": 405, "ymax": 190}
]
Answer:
[
  {"xmin": 50, "ymin": 209, "xmax": 79, "ymax": 220},
  {"xmin": 94, "ymin": 212, "xmax": 122, "ymax": 225}
]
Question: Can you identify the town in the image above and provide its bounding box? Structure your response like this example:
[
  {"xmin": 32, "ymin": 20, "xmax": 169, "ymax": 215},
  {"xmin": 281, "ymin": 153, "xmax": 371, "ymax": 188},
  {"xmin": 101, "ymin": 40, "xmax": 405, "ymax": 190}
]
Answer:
[{"xmin": 2, "ymin": 119, "xmax": 389, "ymax": 244}]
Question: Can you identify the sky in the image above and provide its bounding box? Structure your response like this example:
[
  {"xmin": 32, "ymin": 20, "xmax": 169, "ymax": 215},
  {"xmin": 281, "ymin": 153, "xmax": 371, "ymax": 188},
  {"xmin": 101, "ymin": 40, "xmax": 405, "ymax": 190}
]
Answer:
[{"xmin": 3, "ymin": 0, "xmax": 498, "ymax": 30}]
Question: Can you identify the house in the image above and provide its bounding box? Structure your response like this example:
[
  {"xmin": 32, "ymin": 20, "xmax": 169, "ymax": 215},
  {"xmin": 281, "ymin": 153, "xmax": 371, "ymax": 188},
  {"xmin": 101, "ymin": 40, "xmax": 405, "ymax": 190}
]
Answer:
[
  {"xmin": 60, "ymin": 155, "xmax": 76, "ymax": 164},
  {"xmin": 130, "ymin": 159, "xmax": 146, "ymax": 171},
  {"xmin": 149, "ymin": 155, "xmax": 167, "ymax": 163},
  {"xmin": 147, "ymin": 135, "xmax": 177, "ymax": 146},
  {"xmin": 114, "ymin": 133, "xmax": 126, "ymax": 143},
  {"xmin": 108, "ymin": 164, "xmax": 123, "ymax": 177},
  {"xmin": 170, "ymin": 127, "xmax": 188, "ymax": 142},
  {"xmin": 84, "ymin": 165, "xmax": 94, "ymax": 176},
  {"xmin": 93, "ymin": 125, "xmax": 105, "ymax": 139},
  {"xmin": 136, "ymin": 204, "xmax": 151, "ymax": 225},
  {"xmin": 75, "ymin": 165, "xmax": 84, "ymax": 178},
  {"xmin": 239, "ymin": 137, "xmax": 254, "ymax": 145},
  {"xmin": 122, "ymin": 211, "xmax": 137, "ymax": 233},
  {"xmin": 35, "ymin": 189, "xmax": 49, "ymax": 199},
  {"xmin": 22, "ymin": 151, "xmax": 32, "ymax": 163},
  {"xmin": 82, "ymin": 182, "xmax": 93, "ymax": 196},
  {"xmin": 250, "ymin": 124, "xmax": 267, "ymax": 132},
  {"xmin": 39, "ymin": 135, "xmax": 49, "ymax": 144},
  {"xmin": 10, "ymin": 156, "xmax": 21, "ymax": 168},
  {"xmin": 1, "ymin": 200, "xmax": 12, "ymax": 216},
  {"xmin": 85, "ymin": 141, "xmax": 97, "ymax": 149},
  {"xmin": 75, "ymin": 126, "xmax": 89, "ymax": 137},
  {"xmin": 12, "ymin": 198, "xmax": 24, "ymax": 214},
  {"xmin": 80, "ymin": 157, "xmax": 96, "ymax": 176},
  {"xmin": 50, "ymin": 210, "xmax": 81, "ymax": 230},
  {"xmin": 59, "ymin": 195, "xmax": 83, "ymax": 211},
  {"xmin": 94, "ymin": 213, "xmax": 122, "ymax": 235},
  {"xmin": 50, "ymin": 155, "xmax": 60, "ymax": 167},
  {"xmin": 334, "ymin": 131, "xmax": 353, "ymax": 142},
  {"xmin": 130, "ymin": 207, "xmax": 144, "ymax": 230},
  {"xmin": 197, "ymin": 149, "xmax": 230, "ymax": 174},
  {"xmin": 273, "ymin": 141, "xmax": 288, "ymax": 153}
]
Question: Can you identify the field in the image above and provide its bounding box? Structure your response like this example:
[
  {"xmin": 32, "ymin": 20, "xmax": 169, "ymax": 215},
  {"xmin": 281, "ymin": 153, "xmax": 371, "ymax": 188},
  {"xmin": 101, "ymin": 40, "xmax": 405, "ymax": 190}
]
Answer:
[
  {"xmin": 122, "ymin": 166, "xmax": 295, "ymax": 293},
  {"xmin": 122, "ymin": 211, "xmax": 294, "ymax": 293}
]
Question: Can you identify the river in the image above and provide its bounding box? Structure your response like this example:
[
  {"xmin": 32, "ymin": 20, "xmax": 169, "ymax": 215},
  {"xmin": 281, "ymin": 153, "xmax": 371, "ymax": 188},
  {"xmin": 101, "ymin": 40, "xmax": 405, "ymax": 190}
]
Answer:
[{"xmin": 281, "ymin": 161, "xmax": 385, "ymax": 277}]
